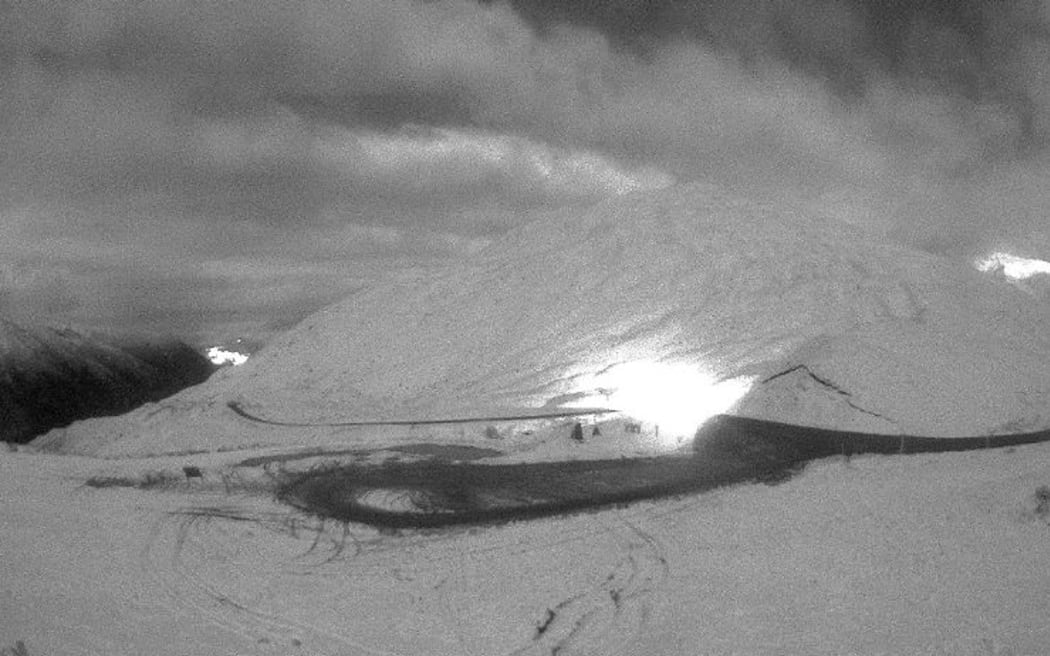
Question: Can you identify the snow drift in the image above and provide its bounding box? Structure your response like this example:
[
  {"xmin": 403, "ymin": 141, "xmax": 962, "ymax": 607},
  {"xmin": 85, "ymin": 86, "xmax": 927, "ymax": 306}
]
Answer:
[
  {"xmin": 0, "ymin": 319, "xmax": 214, "ymax": 444},
  {"xmin": 33, "ymin": 183, "xmax": 1050, "ymax": 456}
]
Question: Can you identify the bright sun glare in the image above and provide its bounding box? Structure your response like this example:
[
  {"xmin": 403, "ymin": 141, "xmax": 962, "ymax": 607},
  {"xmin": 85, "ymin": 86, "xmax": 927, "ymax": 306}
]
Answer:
[
  {"xmin": 975, "ymin": 252, "xmax": 1050, "ymax": 280},
  {"xmin": 567, "ymin": 361, "xmax": 754, "ymax": 444},
  {"xmin": 207, "ymin": 346, "xmax": 249, "ymax": 366}
]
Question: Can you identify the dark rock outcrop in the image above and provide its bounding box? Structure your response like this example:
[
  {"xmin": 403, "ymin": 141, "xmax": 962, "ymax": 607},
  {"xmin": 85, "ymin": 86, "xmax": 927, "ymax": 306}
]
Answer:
[{"xmin": 0, "ymin": 319, "xmax": 215, "ymax": 444}]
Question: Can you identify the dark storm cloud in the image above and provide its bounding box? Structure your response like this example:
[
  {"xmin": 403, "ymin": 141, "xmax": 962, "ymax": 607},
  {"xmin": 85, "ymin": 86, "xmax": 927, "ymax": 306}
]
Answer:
[
  {"xmin": 0, "ymin": 0, "xmax": 669, "ymax": 340},
  {"xmin": 3, "ymin": 0, "xmax": 1050, "ymax": 342},
  {"xmin": 487, "ymin": 0, "xmax": 1050, "ymax": 253},
  {"xmin": 497, "ymin": 0, "xmax": 1022, "ymax": 110}
]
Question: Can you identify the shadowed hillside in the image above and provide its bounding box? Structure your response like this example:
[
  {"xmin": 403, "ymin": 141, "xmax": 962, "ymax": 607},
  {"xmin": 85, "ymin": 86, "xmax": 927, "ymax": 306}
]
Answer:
[{"xmin": 0, "ymin": 319, "xmax": 215, "ymax": 443}]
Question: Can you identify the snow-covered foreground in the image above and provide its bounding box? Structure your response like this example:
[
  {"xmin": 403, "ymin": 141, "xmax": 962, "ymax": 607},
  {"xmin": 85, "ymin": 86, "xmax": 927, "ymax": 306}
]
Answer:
[{"xmin": 4, "ymin": 437, "xmax": 1050, "ymax": 655}]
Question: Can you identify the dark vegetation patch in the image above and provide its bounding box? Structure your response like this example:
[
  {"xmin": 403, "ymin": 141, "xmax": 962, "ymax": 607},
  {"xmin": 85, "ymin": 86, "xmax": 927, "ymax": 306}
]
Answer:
[
  {"xmin": 386, "ymin": 443, "xmax": 503, "ymax": 461},
  {"xmin": 1036, "ymin": 486, "xmax": 1050, "ymax": 515},
  {"xmin": 235, "ymin": 444, "xmax": 502, "ymax": 469},
  {"xmin": 85, "ymin": 470, "xmax": 185, "ymax": 489},
  {"xmin": 236, "ymin": 448, "xmax": 356, "ymax": 468},
  {"xmin": 278, "ymin": 415, "xmax": 1050, "ymax": 530},
  {"xmin": 279, "ymin": 454, "xmax": 703, "ymax": 529},
  {"xmin": 0, "ymin": 640, "xmax": 29, "ymax": 656},
  {"xmin": 1023, "ymin": 485, "xmax": 1050, "ymax": 524}
]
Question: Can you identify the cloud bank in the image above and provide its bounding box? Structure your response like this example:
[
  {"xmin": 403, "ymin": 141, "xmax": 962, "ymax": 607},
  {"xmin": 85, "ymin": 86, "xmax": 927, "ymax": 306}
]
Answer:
[{"xmin": 2, "ymin": 0, "xmax": 1050, "ymax": 342}]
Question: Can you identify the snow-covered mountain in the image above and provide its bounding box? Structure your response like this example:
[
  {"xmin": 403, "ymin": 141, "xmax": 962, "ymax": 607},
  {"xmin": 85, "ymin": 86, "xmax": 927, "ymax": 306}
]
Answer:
[
  {"xmin": 33, "ymin": 182, "xmax": 1050, "ymax": 456},
  {"xmin": 0, "ymin": 319, "xmax": 214, "ymax": 443},
  {"xmin": 13, "ymin": 182, "xmax": 1050, "ymax": 656}
]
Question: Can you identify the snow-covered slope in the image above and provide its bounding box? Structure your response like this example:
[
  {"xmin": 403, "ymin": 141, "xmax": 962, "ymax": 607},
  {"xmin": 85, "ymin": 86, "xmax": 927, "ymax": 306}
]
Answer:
[
  {"xmin": 34, "ymin": 183, "xmax": 1050, "ymax": 456},
  {"xmin": 0, "ymin": 319, "xmax": 214, "ymax": 443}
]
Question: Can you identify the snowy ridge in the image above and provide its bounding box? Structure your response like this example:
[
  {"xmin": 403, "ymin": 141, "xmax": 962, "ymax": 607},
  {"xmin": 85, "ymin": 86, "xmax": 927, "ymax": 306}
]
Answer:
[
  {"xmin": 34, "ymin": 182, "xmax": 1050, "ymax": 455},
  {"xmin": 235, "ymin": 184, "xmax": 961, "ymax": 416}
]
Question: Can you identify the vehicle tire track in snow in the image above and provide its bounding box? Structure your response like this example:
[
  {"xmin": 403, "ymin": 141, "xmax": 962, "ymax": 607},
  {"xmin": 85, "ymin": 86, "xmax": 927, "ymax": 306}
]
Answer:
[
  {"xmin": 139, "ymin": 505, "xmax": 389, "ymax": 656},
  {"xmin": 510, "ymin": 515, "xmax": 669, "ymax": 656}
]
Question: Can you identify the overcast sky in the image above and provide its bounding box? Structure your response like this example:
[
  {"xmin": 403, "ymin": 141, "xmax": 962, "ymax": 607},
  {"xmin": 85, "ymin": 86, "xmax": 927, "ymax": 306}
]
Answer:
[{"xmin": 3, "ymin": 0, "xmax": 1050, "ymax": 347}]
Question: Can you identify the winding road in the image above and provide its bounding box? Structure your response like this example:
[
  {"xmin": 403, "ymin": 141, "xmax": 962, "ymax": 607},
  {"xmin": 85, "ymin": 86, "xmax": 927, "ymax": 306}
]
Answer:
[{"xmin": 226, "ymin": 400, "xmax": 616, "ymax": 427}]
